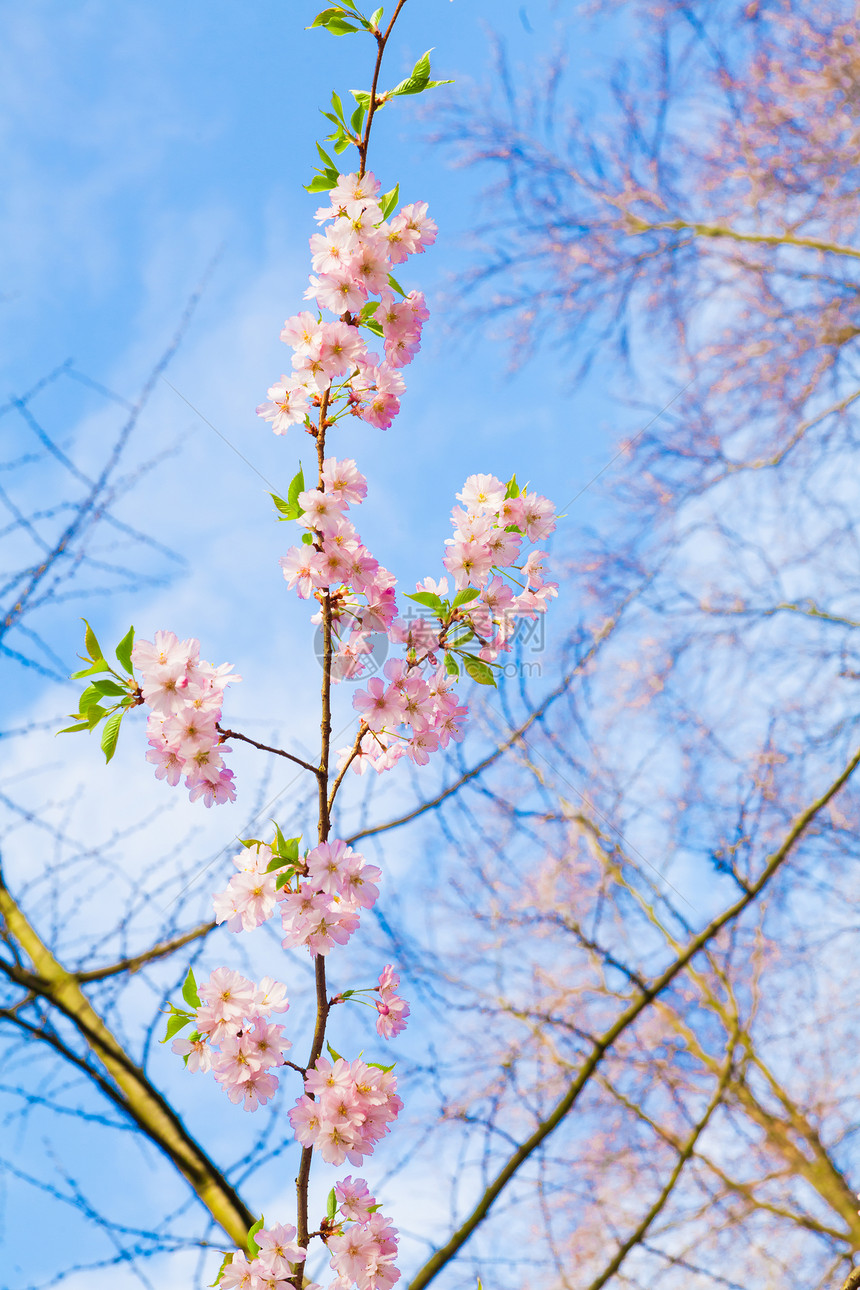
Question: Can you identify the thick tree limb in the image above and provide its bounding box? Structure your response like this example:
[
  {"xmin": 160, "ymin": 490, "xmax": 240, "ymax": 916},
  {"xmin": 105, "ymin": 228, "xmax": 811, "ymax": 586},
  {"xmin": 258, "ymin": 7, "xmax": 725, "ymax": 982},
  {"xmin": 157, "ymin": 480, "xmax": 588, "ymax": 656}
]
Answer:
[{"xmin": 0, "ymin": 865, "xmax": 255, "ymax": 1246}]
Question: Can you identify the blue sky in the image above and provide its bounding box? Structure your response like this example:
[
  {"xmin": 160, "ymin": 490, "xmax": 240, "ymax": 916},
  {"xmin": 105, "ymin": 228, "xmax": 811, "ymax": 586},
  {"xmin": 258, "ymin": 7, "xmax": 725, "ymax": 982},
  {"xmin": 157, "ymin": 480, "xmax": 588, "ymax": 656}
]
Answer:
[
  {"xmin": 0, "ymin": 2, "xmax": 643, "ymax": 1285},
  {"xmin": 1, "ymin": 0, "xmax": 631, "ymax": 713}
]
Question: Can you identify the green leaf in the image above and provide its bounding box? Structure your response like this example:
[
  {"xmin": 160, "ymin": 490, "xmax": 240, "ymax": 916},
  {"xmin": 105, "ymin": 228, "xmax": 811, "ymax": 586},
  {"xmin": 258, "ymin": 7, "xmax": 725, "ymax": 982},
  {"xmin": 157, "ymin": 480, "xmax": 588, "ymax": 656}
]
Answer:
[
  {"xmin": 78, "ymin": 684, "xmax": 105, "ymax": 711},
  {"xmin": 288, "ymin": 465, "xmax": 306, "ymax": 513},
  {"xmin": 363, "ymin": 317, "xmax": 384, "ymax": 337},
  {"xmin": 82, "ymin": 618, "xmax": 104, "ymax": 661},
  {"xmin": 404, "ymin": 591, "xmax": 443, "ymax": 611},
  {"xmin": 333, "ymin": 134, "xmax": 352, "ymax": 154},
  {"xmin": 326, "ymin": 1040, "xmax": 344, "ymax": 1063},
  {"xmin": 327, "ymin": 1187, "xmax": 338, "ymax": 1222},
  {"xmin": 351, "ymin": 89, "xmax": 372, "ymax": 110},
  {"xmin": 398, "ymin": 48, "xmax": 432, "ymax": 93},
  {"xmin": 209, "ymin": 1254, "xmax": 233, "ymax": 1288},
  {"xmin": 181, "ymin": 968, "xmax": 201, "ymax": 1010},
  {"xmin": 309, "ymin": 8, "xmax": 359, "ymax": 35},
  {"xmin": 57, "ymin": 721, "xmax": 92, "ymax": 735},
  {"xmin": 369, "ymin": 5, "xmax": 384, "ymax": 27},
  {"xmin": 115, "ymin": 625, "xmax": 135, "ymax": 672},
  {"xmin": 92, "ymin": 678, "xmax": 128, "ymax": 697},
  {"xmin": 266, "ymin": 856, "xmax": 296, "ymax": 880},
  {"xmin": 387, "ymin": 273, "xmax": 406, "ymax": 297},
  {"xmin": 305, "ymin": 173, "xmax": 337, "ymax": 194},
  {"xmin": 309, "ymin": 5, "xmax": 342, "ymax": 23},
  {"xmin": 332, "ymin": 90, "xmax": 345, "ymax": 121},
  {"xmin": 269, "ymin": 826, "xmax": 301, "ymax": 866},
  {"xmin": 161, "ymin": 1009, "xmax": 193, "ymax": 1044},
  {"xmin": 270, "ymin": 492, "xmax": 293, "ymax": 520},
  {"xmin": 505, "ymin": 474, "xmax": 520, "ymax": 499},
  {"xmin": 100, "ymin": 709, "xmax": 123, "ymax": 762},
  {"xmin": 70, "ymin": 658, "xmax": 112, "ymax": 680},
  {"xmin": 366, "ymin": 1059, "xmax": 396, "ymax": 1072},
  {"xmin": 316, "ymin": 142, "xmax": 338, "ymax": 171},
  {"xmin": 349, "ymin": 103, "xmax": 366, "ymax": 135},
  {"xmin": 247, "ymin": 1215, "xmax": 265, "ymax": 1257},
  {"xmin": 380, "ymin": 183, "xmax": 400, "ymax": 219},
  {"xmin": 463, "ymin": 654, "xmax": 497, "ymax": 687},
  {"xmin": 301, "ymin": 531, "xmax": 314, "ymax": 545},
  {"xmin": 444, "ymin": 652, "xmax": 460, "ymax": 678},
  {"xmin": 388, "ymin": 50, "xmax": 454, "ymax": 99},
  {"xmin": 85, "ymin": 704, "xmax": 109, "ymax": 729},
  {"xmin": 271, "ymin": 467, "xmax": 306, "ymax": 522},
  {"xmin": 275, "ymin": 870, "xmax": 293, "ymax": 891},
  {"xmin": 452, "ymin": 588, "xmax": 480, "ymax": 609}
]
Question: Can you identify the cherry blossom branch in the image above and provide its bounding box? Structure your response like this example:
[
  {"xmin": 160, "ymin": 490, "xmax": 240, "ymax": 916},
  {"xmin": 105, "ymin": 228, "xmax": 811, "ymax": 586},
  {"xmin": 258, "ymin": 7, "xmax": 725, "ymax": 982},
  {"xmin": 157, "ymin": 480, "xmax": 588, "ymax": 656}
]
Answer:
[
  {"xmin": 284, "ymin": 392, "xmax": 338, "ymax": 1286},
  {"xmin": 294, "ymin": 954, "xmax": 331, "ymax": 1264},
  {"xmin": 358, "ymin": 0, "xmax": 410, "ymax": 178},
  {"xmin": 289, "ymin": 4, "xmax": 414, "ymax": 1262},
  {"xmin": 216, "ymin": 724, "xmax": 320, "ymax": 778},
  {"xmin": 327, "ymin": 723, "xmax": 369, "ymax": 812},
  {"xmin": 406, "ymin": 743, "xmax": 860, "ymax": 1289}
]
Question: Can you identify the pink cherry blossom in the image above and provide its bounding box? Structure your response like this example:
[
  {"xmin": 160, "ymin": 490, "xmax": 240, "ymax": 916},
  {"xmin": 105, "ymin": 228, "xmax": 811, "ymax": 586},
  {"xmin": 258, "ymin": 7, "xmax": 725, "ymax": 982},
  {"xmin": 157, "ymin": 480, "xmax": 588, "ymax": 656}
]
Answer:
[{"xmin": 375, "ymin": 965, "xmax": 410, "ymax": 1040}]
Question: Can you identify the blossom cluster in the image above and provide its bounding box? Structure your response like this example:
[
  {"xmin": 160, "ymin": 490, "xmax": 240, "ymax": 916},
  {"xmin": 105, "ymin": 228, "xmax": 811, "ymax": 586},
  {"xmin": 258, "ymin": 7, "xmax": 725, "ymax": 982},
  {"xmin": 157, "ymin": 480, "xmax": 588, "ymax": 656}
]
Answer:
[
  {"xmin": 218, "ymin": 1182, "xmax": 399, "ymax": 1290},
  {"xmin": 172, "ymin": 968, "xmax": 291, "ymax": 1112},
  {"xmin": 219, "ymin": 1224, "xmax": 306, "ymax": 1290},
  {"xmin": 257, "ymin": 171, "xmax": 436, "ymax": 436},
  {"xmin": 289, "ymin": 1056, "xmax": 403, "ymax": 1167},
  {"xmin": 374, "ymin": 966, "xmax": 409, "ymax": 1040},
  {"xmin": 348, "ymin": 658, "xmax": 467, "ymax": 771},
  {"xmin": 280, "ymin": 839, "xmax": 382, "ymax": 956},
  {"xmin": 213, "ymin": 837, "xmax": 384, "ymax": 959},
  {"xmin": 279, "ymin": 457, "xmax": 398, "ymax": 682},
  {"xmin": 443, "ymin": 472, "xmax": 558, "ymax": 620},
  {"xmin": 280, "ymin": 461, "xmax": 559, "ymax": 778},
  {"xmin": 339, "ymin": 472, "xmax": 558, "ymax": 775},
  {"xmin": 131, "ymin": 630, "xmax": 240, "ymax": 806},
  {"xmin": 328, "ymin": 1177, "xmax": 400, "ymax": 1290}
]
